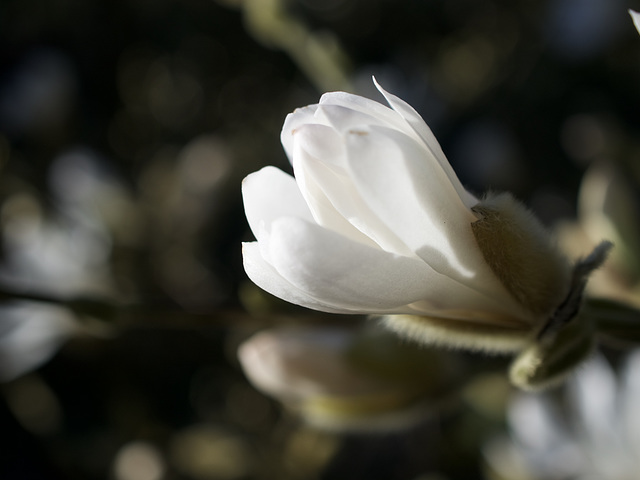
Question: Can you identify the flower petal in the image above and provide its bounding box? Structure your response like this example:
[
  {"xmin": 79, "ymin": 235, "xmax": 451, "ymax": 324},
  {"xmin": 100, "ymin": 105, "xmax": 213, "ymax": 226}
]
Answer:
[
  {"xmin": 315, "ymin": 104, "xmax": 391, "ymax": 135},
  {"xmin": 243, "ymin": 242, "xmax": 352, "ymax": 314},
  {"xmin": 569, "ymin": 355, "xmax": 619, "ymax": 441},
  {"xmin": 373, "ymin": 78, "xmax": 477, "ymax": 208},
  {"xmin": 343, "ymin": 125, "xmax": 527, "ymax": 309},
  {"xmin": 291, "ymin": 124, "xmax": 405, "ymax": 250},
  {"xmin": 630, "ymin": 9, "xmax": 640, "ymax": 35},
  {"xmin": 267, "ymin": 216, "xmax": 525, "ymax": 319},
  {"xmin": 343, "ymin": 125, "xmax": 474, "ymax": 268},
  {"xmin": 281, "ymin": 104, "xmax": 319, "ymax": 163},
  {"xmin": 242, "ymin": 166, "xmax": 313, "ymax": 242},
  {"xmin": 318, "ymin": 90, "xmax": 412, "ymax": 137}
]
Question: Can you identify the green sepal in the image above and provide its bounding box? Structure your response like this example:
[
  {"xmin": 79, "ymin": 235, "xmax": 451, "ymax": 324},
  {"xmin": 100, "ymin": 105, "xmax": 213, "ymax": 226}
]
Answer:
[{"xmin": 509, "ymin": 313, "xmax": 595, "ymax": 391}]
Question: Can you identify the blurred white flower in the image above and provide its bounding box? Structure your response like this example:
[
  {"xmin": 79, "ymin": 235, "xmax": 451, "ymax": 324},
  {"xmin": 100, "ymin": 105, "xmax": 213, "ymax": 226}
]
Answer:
[
  {"xmin": 242, "ymin": 78, "xmax": 572, "ymax": 353},
  {"xmin": 557, "ymin": 162, "xmax": 640, "ymax": 307},
  {"xmin": 630, "ymin": 9, "xmax": 640, "ymax": 34},
  {"xmin": 0, "ymin": 163, "xmax": 119, "ymax": 381},
  {"xmin": 485, "ymin": 351, "xmax": 640, "ymax": 480},
  {"xmin": 0, "ymin": 304, "xmax": 76, "ymax": 382},
  {"xmin": 238, "ymin": 325, "xmax": 453, "ymax": 432},
  {"xmin": 0, "ymin": 194, "xmax": 113, "ymax": 297}
]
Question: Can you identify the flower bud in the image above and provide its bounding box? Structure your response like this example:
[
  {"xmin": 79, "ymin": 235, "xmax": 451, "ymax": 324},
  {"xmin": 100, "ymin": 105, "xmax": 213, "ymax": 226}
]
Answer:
[
  {"xmin": 509, "ymin": 313, "xmax": 595, "ymax": 391},
  {"xmin": 471, "ymin": 192, "xmax": 571, "ymax": 317},
  {"xmin": 237, "ymin": 326, "xmax": 454, "ymax": 431}
]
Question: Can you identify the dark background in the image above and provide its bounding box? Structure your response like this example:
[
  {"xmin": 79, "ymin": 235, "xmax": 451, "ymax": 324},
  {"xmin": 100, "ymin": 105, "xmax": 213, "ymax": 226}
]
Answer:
[{"xmin": 1, "ymin": 0, "xmax": 640, "ymax": 479}]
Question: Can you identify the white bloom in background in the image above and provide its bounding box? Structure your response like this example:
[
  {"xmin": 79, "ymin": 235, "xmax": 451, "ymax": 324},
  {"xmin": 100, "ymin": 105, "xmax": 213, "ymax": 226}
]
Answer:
[
  {"xmin": 242, "ymin": 79, "xmax": 573, "ymax": 353},
  {"xmin": 557, "ymin": 162, "xmax": 640, "ymax": 307},
  {"xmin": 0, "ymin": 178, "xmax": 117, "ymax": 381},
  {"xmin": 238, "ymin": 325, "xmax": 451, "ymax": 431},
  {"xmin": 630, "ymin": 9, "xmax": 640, "ymax": 35},
  {"xmin": 0, "ymin": 304, "xmax": 76, "ymax": 382},
  {"xmin": 484, "ymin": 352, "xmax": 640, "ymax": 480}
]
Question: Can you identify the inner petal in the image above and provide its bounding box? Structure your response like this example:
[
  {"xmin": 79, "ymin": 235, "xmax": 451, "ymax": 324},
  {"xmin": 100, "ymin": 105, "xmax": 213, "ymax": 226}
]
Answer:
[
  {"xmin": 292, "ymin": 125, "xmax": 413, "ymax": 254},
  {"xmin": 373, "ymin": 78, "xmax": 477, "ymax": 208}
]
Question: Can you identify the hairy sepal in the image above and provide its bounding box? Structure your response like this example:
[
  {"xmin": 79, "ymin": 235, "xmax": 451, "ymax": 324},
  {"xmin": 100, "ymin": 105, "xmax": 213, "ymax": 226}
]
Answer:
[
  {"xmin": 380, "ymin": 314, "xmax": 531, "ymax": 354},
  {"xmin": 471, "ymin": 192, "xmax": 571, "ymax": 317}
]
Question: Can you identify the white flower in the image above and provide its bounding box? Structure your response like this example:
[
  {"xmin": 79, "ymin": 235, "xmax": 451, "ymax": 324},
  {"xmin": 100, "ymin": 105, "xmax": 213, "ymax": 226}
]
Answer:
[
  {"xmin": 0, "ymin": 304, "xmax": 76, "ymax": 382},
  {"xmin": 242, "ymin": 79, "xmax": 571, "ymax": 352},
  {"xmin": 485, "ymin": 352, "xmax": 640, "ymax": 480},
  {"xmin": 630, "ymin": 9, "xmax": 640, "ymax": 35},
  {"xmin": 237, "ymin": 325, "xmax": 448, "ymax": 431}
]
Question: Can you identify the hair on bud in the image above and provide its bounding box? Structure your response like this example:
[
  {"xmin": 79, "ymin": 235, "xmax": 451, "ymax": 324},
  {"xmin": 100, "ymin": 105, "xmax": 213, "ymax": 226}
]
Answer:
[
  {"xmin": 380, "ymin": 313, "xmax": 531, "ymax": 353},
  {"xmin": 471, "ymin": 192, "xmax": 572, "ymax": 317}
]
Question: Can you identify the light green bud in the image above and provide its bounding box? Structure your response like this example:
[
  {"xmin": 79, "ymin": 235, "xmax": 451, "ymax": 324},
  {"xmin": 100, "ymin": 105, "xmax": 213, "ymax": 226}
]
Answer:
[{"xmin": 509, "ymin": 313, "xmax": 595, "ymax": 391}]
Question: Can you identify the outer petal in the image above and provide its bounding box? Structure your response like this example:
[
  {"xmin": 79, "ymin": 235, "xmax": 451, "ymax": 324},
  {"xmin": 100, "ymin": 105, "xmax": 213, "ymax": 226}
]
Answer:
[
  {"xmin": 281, "ymin": 104, "xmax": 320, "ymax": 162},
  {"xmin": 373, "ymin": 78, "xmax": 477, "ymax": 208},
  {"xmin": 266, "ymin": 216, "xmax": 526, "ymax": 320},
  {"xmin": 242, "ymin": 166, "xmax": 313, "ymax": 242},
  {"xmin": 243, "ymin": 242, "xmax": 352, "ymax": 314}
]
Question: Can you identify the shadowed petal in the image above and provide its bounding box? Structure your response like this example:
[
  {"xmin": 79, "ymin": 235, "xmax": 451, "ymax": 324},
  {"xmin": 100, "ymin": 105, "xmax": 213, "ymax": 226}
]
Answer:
[
  {"xmin": 343, "ymin": 125, "xmax": 525, "ymax": 307},
  {"xmin": 373, "ymin": 78, "xmax": 477, "ymax": 208},
  {"xmin": 344, "ymin": 126, "xmax": 474, "ymax": 268}
]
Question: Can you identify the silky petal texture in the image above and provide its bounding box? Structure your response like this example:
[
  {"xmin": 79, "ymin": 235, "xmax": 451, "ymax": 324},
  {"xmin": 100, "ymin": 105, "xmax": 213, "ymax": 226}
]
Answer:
[
  {"xmin": 280, "ymin": 87, "xmax": 492, "ymax": 273},
  {"xmin": 279, "ymin": 85, "xmax": 479, "ymax": 258},
  {"xmin": 343, "ymin": 125, "xmax": 524, "ymax": 308},
  {"xmin": 281, "ymin": 104, "xmax": 319, "ymax": 162},
  {"xmin": 282, "ymin": 80, "xmax": 476, "ymax": 206},
  {"xmin": 243, "ymin": 242, "xmax": 351, "ymax": 314},
  {"xmin": 281, "ymin": 87, "xmax": 420, "ymax": 163},
  {"xmin": 372, "ymin": 78, "xmax": 477, "ymax": 208},
  {"xmin": 289, "ymin": 125, "xmax": 383, "ymax": 248},
  {"xmin": 291, "ymin": 124, "xmax": 410, "ymax": 253},
  {"xmin": 239, "ymin": 164, "xmax": 507, "ymax": 319},
  {"xmin": 289, "ymin": 120, "xmax": 517, "ymax": 311},
  {"xmin": 242, "ymin": 166, "xmax": 314, "ymax": 243},
  {"xmin": 264, "ymin": 216, "xmax": 526, "ymax": 320},
  {"xmin": 344, "ymin": 125, "xmax": 474, "ymax": 261}
]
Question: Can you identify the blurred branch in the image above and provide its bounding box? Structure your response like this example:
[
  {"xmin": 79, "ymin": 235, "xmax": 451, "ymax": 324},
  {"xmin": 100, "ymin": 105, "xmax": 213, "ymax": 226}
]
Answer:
[
  {"xmin": 217, "ymin": 0, "xmax": 353, "ymax": 92},
  {"xmin": 587, "ymin": 297, "xmax": 640, "ymax": 347},
  {"xmin": 0, "ymin": 284, "xmax": 360, "ymax": 331}
]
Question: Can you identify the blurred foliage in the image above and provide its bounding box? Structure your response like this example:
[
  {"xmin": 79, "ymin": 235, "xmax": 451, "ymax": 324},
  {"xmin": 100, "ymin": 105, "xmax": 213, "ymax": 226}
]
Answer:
[{"xmin": 1, "ymin": 0, "xmax": 640, "ymax": 479}]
